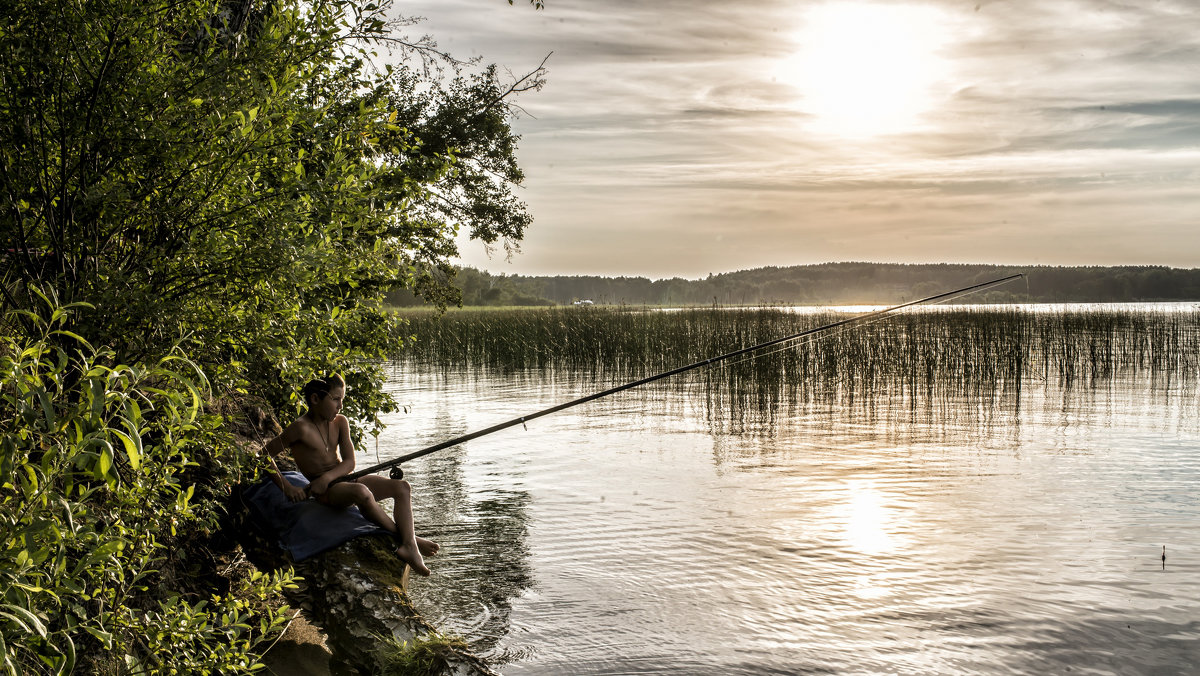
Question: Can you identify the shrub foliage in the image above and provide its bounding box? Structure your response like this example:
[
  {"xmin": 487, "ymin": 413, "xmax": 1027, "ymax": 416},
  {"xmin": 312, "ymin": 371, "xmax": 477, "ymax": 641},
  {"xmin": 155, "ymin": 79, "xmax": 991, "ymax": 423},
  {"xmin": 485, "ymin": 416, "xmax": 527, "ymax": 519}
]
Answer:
[
  {"xmin": 0, "ymin": 295, "xmax": 295, "ymax": 673},
  {"xmin": 0, "ymin": 0, "xmax": 538, "ymax": 429},
  {"xmin": 0, "ymin": 0, "xmax": 538, "ymax": 672}
]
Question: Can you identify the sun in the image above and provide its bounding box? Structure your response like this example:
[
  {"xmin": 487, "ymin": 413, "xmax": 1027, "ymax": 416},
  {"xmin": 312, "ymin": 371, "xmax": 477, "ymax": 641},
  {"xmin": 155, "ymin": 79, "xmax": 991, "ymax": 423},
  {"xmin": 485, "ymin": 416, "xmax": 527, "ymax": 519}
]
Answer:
[{"xmin": 778, "ymin": 2, "xmax": 952, "ymax": 137}]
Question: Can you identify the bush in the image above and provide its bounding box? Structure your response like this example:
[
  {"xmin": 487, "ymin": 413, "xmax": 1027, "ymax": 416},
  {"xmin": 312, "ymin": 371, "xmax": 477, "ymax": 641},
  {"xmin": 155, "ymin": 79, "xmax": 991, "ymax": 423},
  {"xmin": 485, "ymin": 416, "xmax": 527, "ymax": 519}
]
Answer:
[{"xmin": 0, "ymin": 292, "xmax": 294, "ymax": 675}]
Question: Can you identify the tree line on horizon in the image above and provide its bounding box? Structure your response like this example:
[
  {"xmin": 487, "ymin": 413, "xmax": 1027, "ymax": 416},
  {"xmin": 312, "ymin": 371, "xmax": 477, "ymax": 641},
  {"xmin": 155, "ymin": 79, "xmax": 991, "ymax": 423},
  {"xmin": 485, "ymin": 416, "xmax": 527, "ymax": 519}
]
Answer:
[{"xmin": 385, "ymin": 263, "xmax": 1200, "ymax": 307}]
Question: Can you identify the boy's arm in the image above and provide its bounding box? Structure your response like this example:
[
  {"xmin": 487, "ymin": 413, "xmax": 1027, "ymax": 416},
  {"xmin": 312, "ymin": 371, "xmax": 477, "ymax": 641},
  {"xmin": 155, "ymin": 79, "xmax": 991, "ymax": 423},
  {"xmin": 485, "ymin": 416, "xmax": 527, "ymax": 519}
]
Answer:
[
  {"xmin": 262, "ymin": 423, "xmax": 308, "ymax": 502},
  {"xmin": 307, "ymin": 416, "xmax": 356, "ymax": 494}
]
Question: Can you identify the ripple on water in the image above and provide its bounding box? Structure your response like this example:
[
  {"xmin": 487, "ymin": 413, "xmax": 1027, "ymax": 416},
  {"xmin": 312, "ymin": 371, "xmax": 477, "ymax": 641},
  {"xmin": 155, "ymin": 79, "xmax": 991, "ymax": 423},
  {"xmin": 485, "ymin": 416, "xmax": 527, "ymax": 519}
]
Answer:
[{"xmin": 384, "ymin": 365, "xmax": 1200, "ymax": 675}]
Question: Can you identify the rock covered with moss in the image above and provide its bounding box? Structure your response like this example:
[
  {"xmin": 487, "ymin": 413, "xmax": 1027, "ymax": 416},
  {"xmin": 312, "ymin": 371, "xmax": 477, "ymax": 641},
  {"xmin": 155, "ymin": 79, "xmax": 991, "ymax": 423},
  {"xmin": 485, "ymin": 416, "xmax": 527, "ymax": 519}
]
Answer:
[
  {"xmin": 291, "ymin": 537, "xmax": 497, "ymax": 675},
  {"xmin": 229, "ymin": 483, "xmax": 495, "ymax": 676}
]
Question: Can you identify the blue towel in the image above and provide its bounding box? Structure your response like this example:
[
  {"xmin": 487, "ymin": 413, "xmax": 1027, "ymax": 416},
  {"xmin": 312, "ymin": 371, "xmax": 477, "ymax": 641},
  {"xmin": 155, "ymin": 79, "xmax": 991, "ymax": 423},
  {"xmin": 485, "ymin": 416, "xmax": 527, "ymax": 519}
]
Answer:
[{"xmin": 242, "ymin": 471, "xmax": 388, "ymax": 561}]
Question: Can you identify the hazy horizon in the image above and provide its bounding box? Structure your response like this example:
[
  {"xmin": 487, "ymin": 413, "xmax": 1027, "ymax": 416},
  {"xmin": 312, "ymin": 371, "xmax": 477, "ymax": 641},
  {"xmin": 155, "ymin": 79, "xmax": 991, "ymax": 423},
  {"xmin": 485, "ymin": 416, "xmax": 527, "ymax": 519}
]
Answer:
[
  {"xmin": 394, "ymin": 1, "xmax": 1200, "ymax": 279},
  {"xmin": 455, "ymin": 260, "xmax": 1197, "ymax": 283}
]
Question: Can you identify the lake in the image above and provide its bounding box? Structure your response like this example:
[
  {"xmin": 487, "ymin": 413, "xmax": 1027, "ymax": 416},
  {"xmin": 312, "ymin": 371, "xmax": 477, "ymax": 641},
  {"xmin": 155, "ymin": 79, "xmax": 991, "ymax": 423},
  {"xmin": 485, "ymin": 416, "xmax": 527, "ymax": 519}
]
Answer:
[{"xmin": 368, "ymin": 305, "xmax": 1200, "ymax": 674}]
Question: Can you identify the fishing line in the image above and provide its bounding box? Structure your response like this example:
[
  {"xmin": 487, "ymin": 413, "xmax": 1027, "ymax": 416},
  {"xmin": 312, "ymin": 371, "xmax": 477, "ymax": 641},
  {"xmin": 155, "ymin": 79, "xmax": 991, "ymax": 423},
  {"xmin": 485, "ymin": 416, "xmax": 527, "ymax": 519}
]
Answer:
[
  {"xmin": 716, "ymin": 284, "xmax": 1006, "ymax": 370},
  {"xmin": 338, "ymin": 273, "xmax": 1024, "ymax": 482},
  {"xmin": 716, "ymin": 312, "xmax": 897, "ymax": 370},
  {"xmin": 713, "ymin": 295, "xmax": 1025, "ymax": 411}
]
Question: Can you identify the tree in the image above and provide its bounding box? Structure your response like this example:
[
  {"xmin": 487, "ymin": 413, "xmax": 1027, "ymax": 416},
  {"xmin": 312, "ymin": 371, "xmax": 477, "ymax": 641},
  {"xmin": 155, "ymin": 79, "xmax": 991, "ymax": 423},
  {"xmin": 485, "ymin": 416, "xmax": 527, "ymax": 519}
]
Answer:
[
  {"xmin": 0, "ymin": 0, "xmax": 542, "ymax": 426},
  {"xmin": 0, "ymin": 0, "xmax": 542, "ymax": 671}
]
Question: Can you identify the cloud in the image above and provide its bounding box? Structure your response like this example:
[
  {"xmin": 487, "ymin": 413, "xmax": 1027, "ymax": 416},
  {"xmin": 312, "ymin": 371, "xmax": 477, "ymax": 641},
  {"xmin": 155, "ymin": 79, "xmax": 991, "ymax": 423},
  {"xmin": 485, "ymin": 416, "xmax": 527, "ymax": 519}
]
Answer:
[{"xmin": 398, "ymin": 0, "xmax": 1200, "ymax": 277}]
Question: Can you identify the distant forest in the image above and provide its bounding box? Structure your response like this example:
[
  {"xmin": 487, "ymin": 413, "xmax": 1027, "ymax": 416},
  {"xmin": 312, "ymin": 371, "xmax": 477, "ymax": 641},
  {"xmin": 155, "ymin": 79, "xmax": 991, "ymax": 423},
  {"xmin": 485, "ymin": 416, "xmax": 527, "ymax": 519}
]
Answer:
[{"xmin": 384, "ymin": 263, "xmax": 1200, "ymax": 307}]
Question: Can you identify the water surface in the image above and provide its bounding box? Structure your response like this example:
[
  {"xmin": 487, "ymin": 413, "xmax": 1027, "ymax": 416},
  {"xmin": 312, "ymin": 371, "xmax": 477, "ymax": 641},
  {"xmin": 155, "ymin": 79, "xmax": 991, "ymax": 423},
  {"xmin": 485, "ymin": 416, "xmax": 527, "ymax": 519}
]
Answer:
[{"xmin": 366, "ymin": 311, "xmax": 1200, "ymax": 675}]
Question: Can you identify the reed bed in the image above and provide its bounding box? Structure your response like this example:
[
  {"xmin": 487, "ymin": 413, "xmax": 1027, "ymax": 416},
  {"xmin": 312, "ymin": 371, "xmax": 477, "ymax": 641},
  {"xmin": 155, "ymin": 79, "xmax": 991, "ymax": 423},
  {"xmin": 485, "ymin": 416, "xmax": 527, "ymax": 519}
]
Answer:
[
  {"xmin": 393, "ymin": 305, "xmax": 1200, "ymax": 434},
  {"xmin": 399, "ymin": 306, "xmax": 1199, "ymax": 388},
  {"xmin": 387, "ymin": 305, "xmax": 1199, "ymax": 446}
]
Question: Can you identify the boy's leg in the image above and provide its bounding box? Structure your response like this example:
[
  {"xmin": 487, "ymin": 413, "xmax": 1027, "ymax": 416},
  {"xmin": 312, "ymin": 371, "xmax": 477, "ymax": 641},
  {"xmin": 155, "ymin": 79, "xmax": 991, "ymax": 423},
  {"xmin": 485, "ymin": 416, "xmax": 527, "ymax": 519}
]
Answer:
[
  {"xmin": 358, "ymin": 476, "xmax": 440, "ymax": 556},
  {"xmin": 316, "ymin": 481, "xmax": 397, "ymax": 534},
  {"xmin": 360, "ymin": 475, "xmax": 431, "ymax": 576}
]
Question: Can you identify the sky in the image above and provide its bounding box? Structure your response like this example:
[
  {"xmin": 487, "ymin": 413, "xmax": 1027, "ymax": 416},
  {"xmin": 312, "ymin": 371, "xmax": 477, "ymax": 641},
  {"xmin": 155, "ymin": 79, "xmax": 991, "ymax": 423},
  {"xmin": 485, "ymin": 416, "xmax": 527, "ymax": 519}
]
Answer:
[{"xmin": 393, "ymin": 0, "xmax": 1200, "ymax": 279}]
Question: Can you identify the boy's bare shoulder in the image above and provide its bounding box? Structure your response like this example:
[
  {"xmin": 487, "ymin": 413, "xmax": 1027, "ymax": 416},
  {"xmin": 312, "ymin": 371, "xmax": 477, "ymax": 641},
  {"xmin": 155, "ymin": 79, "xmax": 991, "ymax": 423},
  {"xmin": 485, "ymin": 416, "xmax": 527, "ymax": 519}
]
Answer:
[
  {"xmin": 282, "ymin": 416, "xmax": 311, "ymax": 435},
  {"xmin": 333, "ymin": 414, "xmax": 351, "ymax": 438},
  {"xmin": 278, "ymin": 416, "xmax": 319, "ymax": 446}
]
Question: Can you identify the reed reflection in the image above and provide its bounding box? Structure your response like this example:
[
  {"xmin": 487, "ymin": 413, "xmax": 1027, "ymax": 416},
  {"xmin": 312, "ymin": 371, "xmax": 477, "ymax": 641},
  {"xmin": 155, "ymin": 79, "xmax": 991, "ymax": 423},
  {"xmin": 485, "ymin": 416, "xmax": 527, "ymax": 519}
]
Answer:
[
  {"xmin": 388, "ymin": 306, "xmax": 1200, "ymax": 673},
  {"xmin": 399, "ymin": 306, "xmax": 1200, "ymax": 464},
  {"xmin": 401, "ymin": 305, "xmax": 1199, "ymax": 401}
]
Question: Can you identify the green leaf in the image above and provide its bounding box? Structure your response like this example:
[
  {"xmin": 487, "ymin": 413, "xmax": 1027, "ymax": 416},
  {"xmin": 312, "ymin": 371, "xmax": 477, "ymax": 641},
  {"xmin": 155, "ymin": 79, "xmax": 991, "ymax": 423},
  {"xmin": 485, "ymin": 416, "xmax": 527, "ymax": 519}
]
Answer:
[
  {"xmin": 82, "ymin": 540, "xmax": 125, "ymax": 567},
  {"xmin": 12, "ymin": 582, "xmax": 54, "ymax": 599},
  {"xmin": 112, "ymin": 430, "xmax": 141, "ymax": 470},
  {"xmin": 97, "ymin": 447, "xmax": 112, "ymax": 477},
  {"xmin": 37, "ymin": 388, "xmax": 55, "ymax": 430},
  {"xmin": 184, "ymin": 381, "xmax": 201, "ymax": 419},
  {"xmin": 0, "ymin": 605, "xmax": 47, "ymax": 638},
  {"xmin": 56, "ymin": 632, "xmax": 76, "ymax": 676},
  {"xmin": 88, "ymin": 379, "xmax": 105, "ymax": 422},
  {"xmin": 21, "ymin": 464, "xmax": 39, "ymax": 493},
  {"xmin": 0, "ymin": 632, "xmax": 15, "ymax": 676},
  {"xmin": 50, "ymin": 329, "xmax": 93, "ymax": 350},
  {"xmin": 82, "ymin": 625, "xmax": 114, "ymax": 650}
]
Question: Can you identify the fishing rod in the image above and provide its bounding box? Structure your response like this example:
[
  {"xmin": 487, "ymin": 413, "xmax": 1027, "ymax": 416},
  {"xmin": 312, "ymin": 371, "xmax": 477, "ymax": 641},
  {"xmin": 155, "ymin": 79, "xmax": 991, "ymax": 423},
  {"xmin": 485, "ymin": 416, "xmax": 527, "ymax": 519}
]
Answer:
[{"xmin": 340, "ymin": 272, "xmax": 1024, "ymax": 482}]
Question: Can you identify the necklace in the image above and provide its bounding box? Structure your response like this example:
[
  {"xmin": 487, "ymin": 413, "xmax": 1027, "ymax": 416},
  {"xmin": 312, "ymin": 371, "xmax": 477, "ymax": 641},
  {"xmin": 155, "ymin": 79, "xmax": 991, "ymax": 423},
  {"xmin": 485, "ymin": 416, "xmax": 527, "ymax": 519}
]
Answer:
[{"xmin": 312, "ymin": 414, "xmax": 333, "ymax": 453}]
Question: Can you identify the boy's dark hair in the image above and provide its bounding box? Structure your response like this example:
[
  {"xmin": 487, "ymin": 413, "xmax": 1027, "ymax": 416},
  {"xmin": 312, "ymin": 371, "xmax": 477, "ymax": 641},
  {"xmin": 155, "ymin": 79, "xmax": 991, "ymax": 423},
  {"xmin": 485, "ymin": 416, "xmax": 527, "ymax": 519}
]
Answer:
[{"xmin": 302, "ymin": 374, "xmax": 345, "ymax": 405}]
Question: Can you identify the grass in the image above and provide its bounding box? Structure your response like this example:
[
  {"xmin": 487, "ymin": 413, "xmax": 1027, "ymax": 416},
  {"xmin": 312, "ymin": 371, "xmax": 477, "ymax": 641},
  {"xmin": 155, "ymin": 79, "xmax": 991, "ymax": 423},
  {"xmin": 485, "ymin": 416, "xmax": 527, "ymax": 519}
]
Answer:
[
  {"xmin": 396, "ymin": 306, "xmax": 1200, "ymax": 389},
  {"xmin": 386, "ymin": 305, "xmax": 1200, "ymax": 433},
  {"xmin": 373, "ymin": 631, "xmax": 472, "ymax": 676}
]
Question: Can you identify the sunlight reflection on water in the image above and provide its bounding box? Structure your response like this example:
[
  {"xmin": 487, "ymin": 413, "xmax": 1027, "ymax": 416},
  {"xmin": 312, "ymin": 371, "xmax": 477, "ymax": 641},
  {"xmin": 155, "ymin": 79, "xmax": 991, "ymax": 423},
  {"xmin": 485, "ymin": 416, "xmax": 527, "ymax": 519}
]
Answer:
[{"xmin": 371, "ymin": 358, "xmax": 1200, "ymax": 675}]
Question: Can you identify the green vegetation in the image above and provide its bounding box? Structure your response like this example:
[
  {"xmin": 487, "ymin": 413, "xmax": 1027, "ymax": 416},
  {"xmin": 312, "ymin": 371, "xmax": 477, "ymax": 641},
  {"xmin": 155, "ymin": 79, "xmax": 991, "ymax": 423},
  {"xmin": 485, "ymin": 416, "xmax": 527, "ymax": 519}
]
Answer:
[
  {"xmin": 374, "ymin": 631, "xmax": 472, "ymax": 676},
  {"xmin": 0, "ymin": 295, "xmax": 296, "ymax": 673},
  {"xmin": 1, "ymin": 0, "xmax": 538, "ymax": 672},
  {"xmin": 384, "ymin": 263, "xmax": 1200, "ymax": 307},
  {"xmin": 397, "ymin": 306, "xmax": 1200, "ymax": 397},
  {"xmin": 2, "ymin": 0, "xmax": 539, "ymax": 426}
]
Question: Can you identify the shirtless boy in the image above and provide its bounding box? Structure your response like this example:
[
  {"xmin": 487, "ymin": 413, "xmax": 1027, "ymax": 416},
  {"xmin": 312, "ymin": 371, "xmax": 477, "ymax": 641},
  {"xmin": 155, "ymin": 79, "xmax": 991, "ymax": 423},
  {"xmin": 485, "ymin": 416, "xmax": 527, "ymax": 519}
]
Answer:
[{"xmin": 261, "ymin": 375, "xmax": 437, "ymax": 576}]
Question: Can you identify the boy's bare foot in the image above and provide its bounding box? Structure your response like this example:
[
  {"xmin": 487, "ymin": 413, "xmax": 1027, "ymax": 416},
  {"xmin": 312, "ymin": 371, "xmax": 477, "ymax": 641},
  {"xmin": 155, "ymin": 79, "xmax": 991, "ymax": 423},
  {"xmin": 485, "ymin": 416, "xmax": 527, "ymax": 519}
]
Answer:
[
  {"xmin": 395, "ymin": 542, "xmax": 430, "ymax": 576},
  {"xmin": 416, "ymin": 536, "xmax": 440, "ymax": 557}
]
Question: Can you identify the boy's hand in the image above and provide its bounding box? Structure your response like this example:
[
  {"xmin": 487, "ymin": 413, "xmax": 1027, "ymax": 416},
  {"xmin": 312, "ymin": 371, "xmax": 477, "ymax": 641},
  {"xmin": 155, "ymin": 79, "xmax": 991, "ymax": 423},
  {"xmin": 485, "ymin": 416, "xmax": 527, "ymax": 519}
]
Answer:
[
  {"xmin": 282, "ymin": 482, "xmax": 308, "ymax": 502},
  {"xmin": 308, "ymin": 476, "xmax": 331, "ymax": 496}
]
